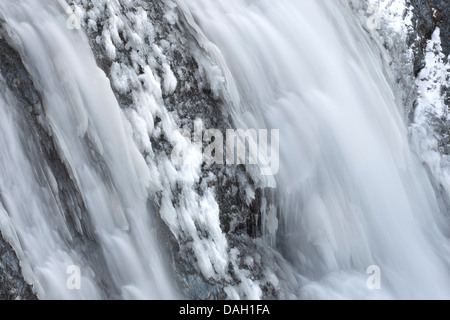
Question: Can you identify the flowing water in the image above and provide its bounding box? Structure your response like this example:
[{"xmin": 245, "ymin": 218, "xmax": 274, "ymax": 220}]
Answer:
[{"xmin": 0, "ymin": 0, "xmax": 177, "ymax": 299}]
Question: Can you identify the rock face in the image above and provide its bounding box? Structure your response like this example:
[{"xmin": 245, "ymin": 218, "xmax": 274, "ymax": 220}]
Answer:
[
  {"xmin": 408, "ymin": 0, "xmax": 450, "ymax": 217},
  {"xmin": 0, "ymin": 235, "xmax": 35, "ymax": 300},
  {"xmin": 429, "ymin": 0, "xmax": 450, "ymax": 58},
  {"xmin": 0, "ymin": 39, "xmax": 37, "ymax": 300}
]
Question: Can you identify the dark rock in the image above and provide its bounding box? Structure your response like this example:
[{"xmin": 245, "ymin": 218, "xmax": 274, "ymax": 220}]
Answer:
[
  {"xmin": 410, "ymin": 0, "xmax": 450, "ymax": 75},
  {"xmin": 430, "ymin": 0, "xmax": 450, "ymax": 58},
  {"xmin": 71, "ymin": 0, "xmax": 270, "ymax": 299}
]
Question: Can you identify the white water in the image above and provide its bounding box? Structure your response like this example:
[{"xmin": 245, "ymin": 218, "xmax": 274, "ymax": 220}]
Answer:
[
  {"xmin": 182, "ymin": 0, "xmax": 450, "ymax": 299},
  {"xmin": 0, "ymin": 0, "xmax": 177, "ymax": 299}
]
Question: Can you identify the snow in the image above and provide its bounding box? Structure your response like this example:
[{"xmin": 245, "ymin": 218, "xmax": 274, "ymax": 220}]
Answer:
[
  {"xmin": 0, "ymin": 0, "xmax": 179, "ymax": 299},
  {"xmin": 185, "ymin": 0, "xmax": 450, "ymax": 299},
  {"xmin": 410, "ymin": 28, "xmax": 450, "ymax": 198},
  {"xmin": 416, "ymin": 29, "xmax": 449, "ymax": 122},
  {"xmin": 71, "ymin": 0, "xmax": 234, "ymax": 286},
  {"xmin": 1, "ymin": 0, "xmax": 449, "ymax": 301}
]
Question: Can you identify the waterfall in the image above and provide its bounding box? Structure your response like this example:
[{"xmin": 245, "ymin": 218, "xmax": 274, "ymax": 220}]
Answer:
[
  {"xmin": 181, "ymin": 0, "xmax": 450, "ymax": 299},
  {"xmin": 0, "ymin": 0, "xmax": 177, "ymax": 299}
]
